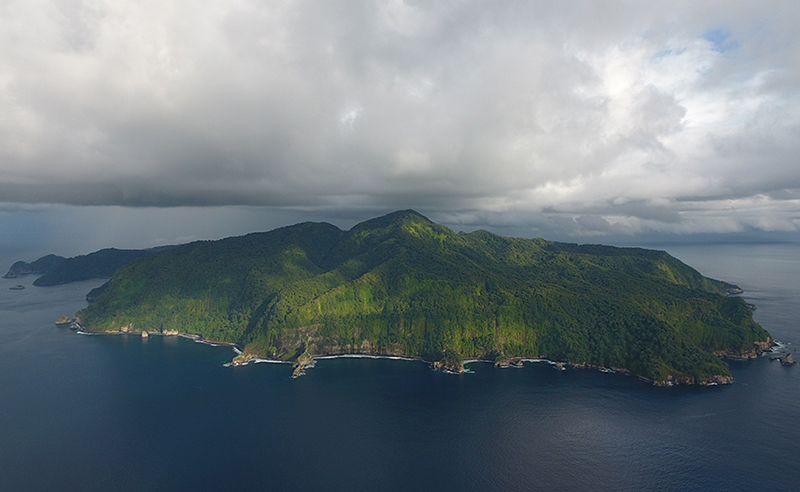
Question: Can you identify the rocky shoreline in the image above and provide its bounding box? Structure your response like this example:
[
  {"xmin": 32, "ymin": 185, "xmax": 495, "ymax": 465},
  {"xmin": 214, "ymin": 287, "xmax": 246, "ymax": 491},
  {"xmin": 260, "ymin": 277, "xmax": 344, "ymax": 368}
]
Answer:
[
  {"xmin": 67, "ymin": 319, "xmax": 242, "ymax": 349},
  {"xmin": 221, "ymin": 347, "xmax": 777, "ymax": 385},
  {"xmin": 715, "ymin": 339, "xmax": 776, "ymax": 360},
  {"xmin": 66, "ymin": 320, "xmax": 775, "ymax": 386}
]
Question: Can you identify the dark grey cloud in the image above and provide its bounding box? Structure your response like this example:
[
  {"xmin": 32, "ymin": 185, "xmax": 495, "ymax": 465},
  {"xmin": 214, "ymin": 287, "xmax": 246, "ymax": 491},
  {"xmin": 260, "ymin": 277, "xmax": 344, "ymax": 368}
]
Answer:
[{"xmin": 1, "ymin": 0, "xmax": 799, "ymax": 239}]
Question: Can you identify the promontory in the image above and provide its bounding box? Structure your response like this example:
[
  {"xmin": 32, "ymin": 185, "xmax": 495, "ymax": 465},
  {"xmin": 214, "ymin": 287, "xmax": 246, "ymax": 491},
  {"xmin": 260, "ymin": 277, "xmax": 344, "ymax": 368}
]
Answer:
[{"xmin": 76, "ymin": 210, "xmax": 772, "ymax": 385}]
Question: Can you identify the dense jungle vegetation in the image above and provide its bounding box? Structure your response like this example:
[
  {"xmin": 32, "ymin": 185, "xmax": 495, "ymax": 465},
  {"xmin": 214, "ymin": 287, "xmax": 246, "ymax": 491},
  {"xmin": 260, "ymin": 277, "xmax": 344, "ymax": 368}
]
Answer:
[{"xmin": 78, "ymin": 210, "xmax": 771, "ymax": 383}]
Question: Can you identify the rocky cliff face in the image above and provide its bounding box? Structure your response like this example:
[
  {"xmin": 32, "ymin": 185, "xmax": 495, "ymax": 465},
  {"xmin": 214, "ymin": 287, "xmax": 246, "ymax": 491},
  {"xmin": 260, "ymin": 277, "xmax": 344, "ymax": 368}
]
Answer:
[{"xmin": 715, "ymin": 339, "xmax": 775, "ymax": 360}]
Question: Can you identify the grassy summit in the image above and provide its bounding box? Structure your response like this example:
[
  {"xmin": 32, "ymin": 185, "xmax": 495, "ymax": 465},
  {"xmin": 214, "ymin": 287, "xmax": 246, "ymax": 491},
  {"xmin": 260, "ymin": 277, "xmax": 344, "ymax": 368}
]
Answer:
[{"xmin": 78, "ymin": 210, "xmax": 771, "ymax": 384}]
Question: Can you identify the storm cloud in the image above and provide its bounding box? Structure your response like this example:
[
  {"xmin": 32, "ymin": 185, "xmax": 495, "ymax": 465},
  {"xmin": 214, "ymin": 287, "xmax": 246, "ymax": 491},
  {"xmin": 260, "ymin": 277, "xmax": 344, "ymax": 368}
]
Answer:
[{"xmin": 1, "ymin": 0, "xmax": 799, "ymax": 238}]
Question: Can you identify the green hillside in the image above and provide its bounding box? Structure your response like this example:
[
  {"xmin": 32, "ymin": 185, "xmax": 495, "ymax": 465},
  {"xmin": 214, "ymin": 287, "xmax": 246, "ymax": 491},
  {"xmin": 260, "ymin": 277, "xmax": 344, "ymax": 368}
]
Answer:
[
  {"xmin": 33, "ymin": 247, "xmax": 174, "ymax": 286},
  {"xmin": 77, "ymin": 210, "xmax": 772, "ymax": 384},
  {"xmin": 4, "ymin": 247, "xmax": 174, "ymax": 286}
]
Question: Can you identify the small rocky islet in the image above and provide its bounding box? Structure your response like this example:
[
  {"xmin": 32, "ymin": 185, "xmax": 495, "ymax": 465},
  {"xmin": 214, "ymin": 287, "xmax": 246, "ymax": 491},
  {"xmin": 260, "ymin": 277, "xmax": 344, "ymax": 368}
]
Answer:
[{"xmin": 771, "ymin": 352, "xmax": 797, "ymax": 366}]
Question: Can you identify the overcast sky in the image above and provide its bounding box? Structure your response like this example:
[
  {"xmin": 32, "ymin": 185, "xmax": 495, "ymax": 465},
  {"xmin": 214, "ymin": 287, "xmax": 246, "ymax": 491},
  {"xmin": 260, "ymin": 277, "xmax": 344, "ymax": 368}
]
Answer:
[{"xmin": 1, "ymin": 0, "xmax": 799, "ymax": 256}]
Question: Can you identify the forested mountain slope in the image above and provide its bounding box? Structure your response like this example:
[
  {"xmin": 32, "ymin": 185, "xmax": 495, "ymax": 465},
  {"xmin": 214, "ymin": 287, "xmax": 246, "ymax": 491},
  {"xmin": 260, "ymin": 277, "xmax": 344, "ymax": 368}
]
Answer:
[
  {"xmin": 4, "ymin": 247, "xmax": 174, "ymax": 286},
  {"xmin": 78, "ymin": 210, "xmax": 771, "ymax": 384}
]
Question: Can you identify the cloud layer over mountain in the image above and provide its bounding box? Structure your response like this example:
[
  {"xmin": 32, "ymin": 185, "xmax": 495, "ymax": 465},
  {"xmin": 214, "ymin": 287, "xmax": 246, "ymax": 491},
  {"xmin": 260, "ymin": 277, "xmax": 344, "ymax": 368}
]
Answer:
[{"xmin": 1, "ymin": 0, "xmax": 799, "ymax": 238}]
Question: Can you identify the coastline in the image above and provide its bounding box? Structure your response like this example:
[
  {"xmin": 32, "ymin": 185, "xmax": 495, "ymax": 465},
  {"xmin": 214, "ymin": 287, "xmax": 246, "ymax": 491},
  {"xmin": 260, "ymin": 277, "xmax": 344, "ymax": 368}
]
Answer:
[
  {"xmin": 223, "ymin": 350, "xmax": 747, "ymax": 386},
  {"xmin": 72, "ymin": 323, "xmax": 774, "ymax": 386},
  {"xmin": 76, "ymin": 326, "xmax": 243, "ymax": 351}
]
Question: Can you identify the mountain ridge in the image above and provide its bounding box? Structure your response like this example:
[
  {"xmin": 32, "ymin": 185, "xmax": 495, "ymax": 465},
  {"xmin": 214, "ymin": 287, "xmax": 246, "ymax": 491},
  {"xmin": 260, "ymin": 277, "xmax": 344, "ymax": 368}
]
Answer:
[{"xmin": 4, "ymin": 247, "xmax": 176, "ymax": 286}]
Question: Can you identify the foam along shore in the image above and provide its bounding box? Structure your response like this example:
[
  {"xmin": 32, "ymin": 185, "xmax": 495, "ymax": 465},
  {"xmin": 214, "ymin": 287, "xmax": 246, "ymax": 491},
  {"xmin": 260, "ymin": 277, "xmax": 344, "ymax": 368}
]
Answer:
[
  {"xmin": 70, "ymin": 326, "xmax": 762, "ymax": 386},
  {"xmin": 229, "ymin": 351, "xmax": 438, "ymax": 375},
  {"xmin": 222, "ymin": 358, "xmax": 290, "ymax": 367},
  {"xmin": 225, "ymin": 352, "xmax": 628, "ymax": 381},
  {"xmin": 766, "ymin": 341, "xmax": 797, "ymax": 366},
  {"xmin": 225, "ymin": 349, "xmax": 740, "ymax": 385},
  {"xmin": 315, "ymin": 354, "xmax": 422, "ymax": 362},
  {"xmin": 464, "ymin": 355, "xmax": 743, "ymax": 386},
  {"xmin": 74, "ymin": 325, "xmax": 243, "ymax": 351}
]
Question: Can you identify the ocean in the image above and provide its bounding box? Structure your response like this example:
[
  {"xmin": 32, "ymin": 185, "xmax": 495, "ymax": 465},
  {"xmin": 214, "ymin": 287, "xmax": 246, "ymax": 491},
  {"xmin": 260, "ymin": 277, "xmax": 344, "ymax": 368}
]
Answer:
[{"xmin": 0, "ymin": 243, "xmax": 798, "ymax": 491}]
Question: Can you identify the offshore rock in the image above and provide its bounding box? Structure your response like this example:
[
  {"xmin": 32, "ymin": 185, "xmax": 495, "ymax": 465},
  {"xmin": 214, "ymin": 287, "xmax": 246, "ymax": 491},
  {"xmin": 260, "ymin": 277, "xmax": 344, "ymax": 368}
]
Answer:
[
  {"xmin": 292, "ymin": 350, "xmax": 315, "ymax": 377},
  {"xmin": 780, "ymin": 353, "xmax": 796, "ymax": 366},
  {"xmin": 55, "ymin": 315, "xmax": 73, "ymax": 327},
  {"xmin": 433, "ymin": 357, "xmax": 465, "ymax": 374},
  {"xmin": 9, "ymin": 284, "xmax": 25, "ymax": 290}
]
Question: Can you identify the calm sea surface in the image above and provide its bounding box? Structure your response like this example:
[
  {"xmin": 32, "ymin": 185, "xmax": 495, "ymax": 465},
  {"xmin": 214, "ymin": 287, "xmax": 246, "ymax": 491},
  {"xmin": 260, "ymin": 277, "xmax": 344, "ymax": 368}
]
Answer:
[{"xmin": 0, "ymin": 244, "xmax": 798, "ymax": 491}]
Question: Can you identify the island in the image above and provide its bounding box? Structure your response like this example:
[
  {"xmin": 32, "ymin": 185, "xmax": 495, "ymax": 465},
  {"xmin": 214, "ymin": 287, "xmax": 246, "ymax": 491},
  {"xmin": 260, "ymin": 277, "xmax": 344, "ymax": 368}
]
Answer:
[
  {"xmin": 75, "ymin": 210, "xmax": 772, "ymax": 385},
  {"xmin": 3, "ymin": 254, "xmax": 66, "ymax": 279},
  {"xmin": 4, "ymin": 246, "xmax": 175, "ymax": 287}
]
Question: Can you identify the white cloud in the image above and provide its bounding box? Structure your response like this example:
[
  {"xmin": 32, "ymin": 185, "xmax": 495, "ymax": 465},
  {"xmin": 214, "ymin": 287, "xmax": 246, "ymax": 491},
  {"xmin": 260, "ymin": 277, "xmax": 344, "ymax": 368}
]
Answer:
[
  {"xmin": 339, "ymin": 106, "xmax": 363, "ymax": 130},
  {"xmin": 0, "ymin": 0, "xmax": 798, "ymax": 239}
]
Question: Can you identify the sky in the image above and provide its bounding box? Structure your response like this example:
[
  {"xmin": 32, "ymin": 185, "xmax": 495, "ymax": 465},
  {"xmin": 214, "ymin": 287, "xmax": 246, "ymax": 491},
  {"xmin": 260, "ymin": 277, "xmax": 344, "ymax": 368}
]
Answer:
[{"xmin": 1, "ymin": 0, "xmax": 799, "ymax": 258}]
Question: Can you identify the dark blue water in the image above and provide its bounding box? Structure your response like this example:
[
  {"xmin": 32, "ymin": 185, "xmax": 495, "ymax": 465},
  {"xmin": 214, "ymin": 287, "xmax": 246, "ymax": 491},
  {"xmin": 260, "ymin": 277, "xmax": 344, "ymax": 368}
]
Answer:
[{"xmin": 1, "ymin": 244, "xmax": 798, "ymax": 491}]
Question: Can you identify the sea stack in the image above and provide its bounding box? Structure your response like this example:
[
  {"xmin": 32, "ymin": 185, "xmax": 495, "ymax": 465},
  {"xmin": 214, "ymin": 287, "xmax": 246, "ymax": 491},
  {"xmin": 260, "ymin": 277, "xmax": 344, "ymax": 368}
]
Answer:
[{"xmin": 292, "ymin": 349, "xmax": 314, "ymax": 378}]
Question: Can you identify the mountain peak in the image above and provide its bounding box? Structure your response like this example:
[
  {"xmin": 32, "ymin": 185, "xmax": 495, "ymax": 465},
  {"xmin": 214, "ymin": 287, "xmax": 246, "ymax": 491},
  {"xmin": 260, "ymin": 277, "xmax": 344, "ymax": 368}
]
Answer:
[{"xmin": 349, "ymin": 210, "xmax": 432, "ymax": 232}]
